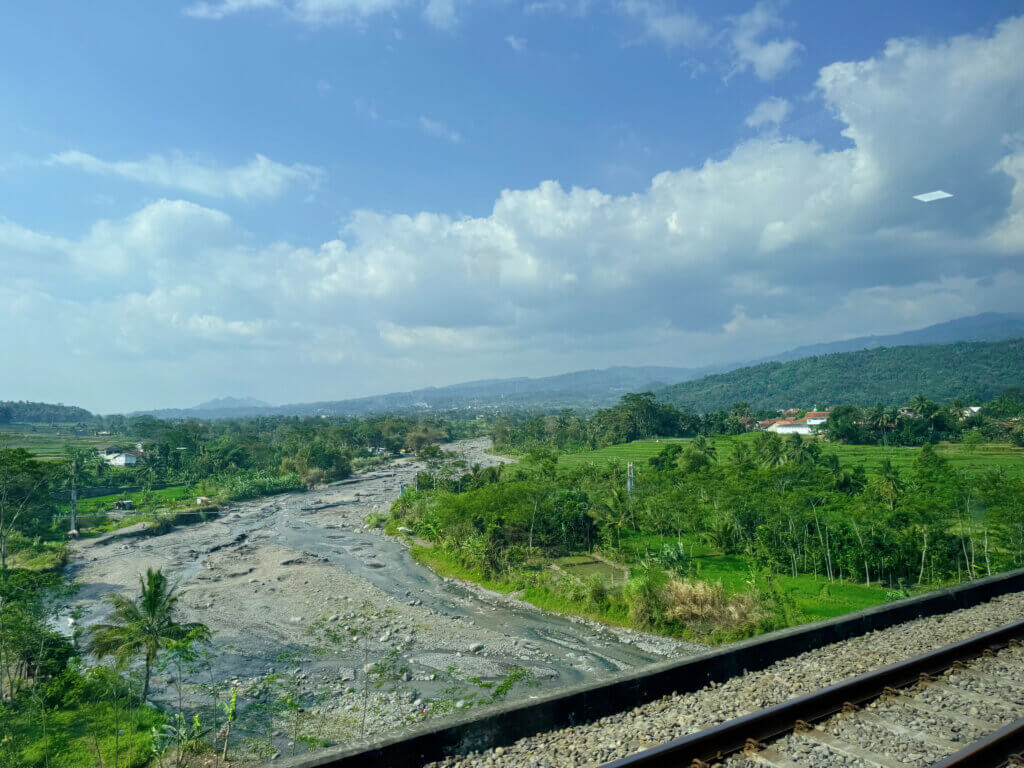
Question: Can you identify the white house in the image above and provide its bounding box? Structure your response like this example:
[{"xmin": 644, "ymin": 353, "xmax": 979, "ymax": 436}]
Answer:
[
  {"xmin": 767, "ymin": 419, "xmax": 812, "ymax": 435},
  {"xmin": 804, "ymin": 411, "xmax": 830, "ymax": 426},
  {"xmin": 103, "ymin": 452, "xmax": 137, "ymax": 466},
  {"xmin": 99, "ymin": 447, "xmax": 138, "ymax": 466}
]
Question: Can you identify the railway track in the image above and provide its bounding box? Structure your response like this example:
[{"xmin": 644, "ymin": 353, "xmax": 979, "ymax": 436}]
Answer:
[{"xmin": 602, "ymin": 620, "xmax": 1024, "ymax": 768}]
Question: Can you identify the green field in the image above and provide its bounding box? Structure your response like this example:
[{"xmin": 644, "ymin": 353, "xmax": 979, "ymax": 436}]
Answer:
[
  {"xmin": 59, "ymin": 485, "xmax": 191, "ymax": 516},
  {"xmin": 559, "ymin": 434, "xmax": 1024, "ymax": 475},
  {"xmin": 0, "ymin": 422, "xmax": 118, "ymax": 460}
]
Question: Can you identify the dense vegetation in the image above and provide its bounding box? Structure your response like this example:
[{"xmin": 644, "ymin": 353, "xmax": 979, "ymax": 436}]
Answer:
[
  {"xmin": 494, "ymin": 390, "xmax": 1024, "ymax": 453},
  {"xmin": 0, "ymin": 401, "xmax": 93, "ymax": 425},
  {"xmin": 389, "ymin": 427, "xmax": 1024, "ymax": 641},
  {"xmin": 656, "ymin": 339, "xmax": 1024, "ymax": 412}
]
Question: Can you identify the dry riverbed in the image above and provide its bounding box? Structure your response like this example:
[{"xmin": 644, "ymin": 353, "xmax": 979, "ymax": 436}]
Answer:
[{"xmin": 67, "ymin": 438, "xmax": 700, "ymax": 758}]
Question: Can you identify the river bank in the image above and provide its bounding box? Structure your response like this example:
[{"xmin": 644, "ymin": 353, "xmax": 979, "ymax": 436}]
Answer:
[{"xmin": 67, "ymin": 438, "xmax": 702, "ymax": 758}]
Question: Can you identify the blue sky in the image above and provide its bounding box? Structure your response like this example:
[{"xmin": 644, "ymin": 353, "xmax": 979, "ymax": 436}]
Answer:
[{"xmin": 2, "ymin": 1, "xmax": 1023, "ymax": 412}]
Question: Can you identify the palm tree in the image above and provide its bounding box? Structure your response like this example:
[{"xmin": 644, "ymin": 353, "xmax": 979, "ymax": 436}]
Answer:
[
  {"xmin": 89, "ymin": 569, "xmax": 209, "ymax": 700},
  {"xmin": 63, "ymin": 446, "xmax": 101, "ymax": 534},
  {"xmin": 874, "ymin": 459, "xmax": 905, "ymax": 511},
  {"xmin": 865, "ymin": 404, "xmax": 885, "ymax": 437},
  {"xmin": 691, "ymin": 435, "xmax": 717, "ymax": 462},
  {"xmin": 589, "ymin": 487, "xmax": 632, "ymax": 549},
  {"xmin": 909, "ymin": 394, "xmax": 929, "ymax": 416}
]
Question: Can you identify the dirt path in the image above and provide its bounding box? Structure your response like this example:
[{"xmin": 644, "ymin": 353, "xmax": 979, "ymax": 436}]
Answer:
[{"xmin": 67, "ymin": 438, "xmax": 702, "ymax": 751}]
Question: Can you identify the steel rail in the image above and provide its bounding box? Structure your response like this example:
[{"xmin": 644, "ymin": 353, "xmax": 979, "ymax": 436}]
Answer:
[
  {"xmin": 600, "ymin": 619, "xmax": 1024, "ymax": 768},
  {"xmin": 929, "ymin": 717, "xmax": 1024, "ymax": 768}
]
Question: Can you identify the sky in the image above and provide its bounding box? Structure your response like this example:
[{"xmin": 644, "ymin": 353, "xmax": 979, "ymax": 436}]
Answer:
[{"xmin": 2, "ymin": 1, "xmax": 1023, "ymax": 413}]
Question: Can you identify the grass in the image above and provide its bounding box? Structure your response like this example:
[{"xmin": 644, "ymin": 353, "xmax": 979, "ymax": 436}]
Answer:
[
  {"xmin": 0, "ymin": 423, "xmax": 119, "ymax": 461},
  {"xmin": 409, "ymin": 545, "xmax": 519, "ymax": 594},
  {"xmin": 8, "ymin": 540, "xmax": 68, "ymax": 571},
  {"xmin": 558, "ymin": 434, "xmax": 1024, "ymax": 475},
  {"xmin": 60, "ymin": 485, "xmax": 191, "ymax": 516},
  {"xmin": 7, "ymin": 695, "xmax": 164, "ymax": 768}
]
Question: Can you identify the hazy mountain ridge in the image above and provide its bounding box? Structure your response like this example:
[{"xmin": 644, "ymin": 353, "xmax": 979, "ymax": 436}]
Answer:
[
  {"xmin": 760, "ymin": 312, "xmax": 1024, "ymax": 363},
  {"xmin": 117, "ymin": 312, "xmax": 1024, "ymax": 419},
  {"xmin": 656, "ymin": 338, "xmax": 1024, "ymax": 412}
]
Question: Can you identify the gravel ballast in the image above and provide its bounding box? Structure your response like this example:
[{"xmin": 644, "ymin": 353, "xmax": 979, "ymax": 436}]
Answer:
[{"xmin": 427, "ymin": 591, "xmax": 1024, "ymax": 768}]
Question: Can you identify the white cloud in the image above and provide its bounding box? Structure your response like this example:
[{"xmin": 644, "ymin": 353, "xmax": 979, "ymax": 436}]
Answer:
[
  {"xmin": 5, "ymin": 15, "xmax": 1024, "ymax": 411},
  {"xmin": 728, "ymin": 2, "xmax": 801, "ymax": 80},
  {"xmin": 523, "ymin": 0, "xmax": 590, "ymax": 16},
  {"xmin": 186, "ymin": 0, "xmax": 455, "ymax": 27},
  {"xmin": 50, "ymin": 150, "xmax": 322, "ymax": 201},
  {"xmin": 745, "ymin": 96, "xmax": 790, "ymax": 127},
  {"xmin": 505, "ymin": 33, "xmax": 527, "ymax": 52},
  {"xmin": 423, "ymin": 0, "xmax": 459, "ymax": 29},
  {"xmin": 184, "ymin": 0, "xmax": 279, "ymax": 19},
  {"xmin": 418, "ymin": 116, "xmax": 463, "ymax": 144},
  {"xmin": 617, "ymin": 0, "xmax": 708, "ymax": 48}
]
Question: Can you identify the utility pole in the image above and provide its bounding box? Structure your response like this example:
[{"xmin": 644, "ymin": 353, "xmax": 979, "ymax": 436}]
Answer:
[{"xmin": 626, "ymin": 462, "xmax": 634, "ymax": 495}]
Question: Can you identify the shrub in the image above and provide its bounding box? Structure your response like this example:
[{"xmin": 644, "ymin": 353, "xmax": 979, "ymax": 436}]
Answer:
[
  {"xmin": 662, "ymin": 578, "xmax": 760, "ymax": 633},
  {"xmin": 622, "ymin": 567, "xmax": 670, "ymax": 630},
  {"xmin": 585, "ymin": 575, "xmax": 608, "ymax": 608}
]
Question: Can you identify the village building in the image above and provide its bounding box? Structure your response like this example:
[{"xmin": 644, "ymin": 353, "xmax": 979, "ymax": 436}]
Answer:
[
  {"xmin": 767, "ymin": 418, "xmax": 813, "ymax": 435},
  {"xmin": 98, "ymin": 446, "xmax": 138, "ymax": 466}
]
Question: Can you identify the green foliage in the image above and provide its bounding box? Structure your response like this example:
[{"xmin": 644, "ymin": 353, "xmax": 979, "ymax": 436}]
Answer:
[
  {"xmin": 658, "ymin": 339, "xmax": 1024, "ymax": 412},
  {"xmin": 88, "ymin": 568, "xmax": 210, "ymax": 700}
]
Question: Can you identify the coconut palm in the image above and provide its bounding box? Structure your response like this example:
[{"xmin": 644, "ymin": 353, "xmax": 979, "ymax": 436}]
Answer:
[{"xmin": 89, "ymin": 568, "xmax": 209, "ymax": 700}]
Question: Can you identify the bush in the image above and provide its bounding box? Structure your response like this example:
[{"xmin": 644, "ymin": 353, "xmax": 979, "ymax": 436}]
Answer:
[
  {"xmin": 585, "ymin": 575, "xmax": 608, "ymax": 608},
  {"xmin": 655, "ymin": 541, "xmax": 691, "ymax": 576},
  {"xmin": 622, "ymin": 567, "xmax": 670, "ymax": 630},
  {"xmin": 662, "ymin": 578, "xmax": 760, "ymax": 633}
]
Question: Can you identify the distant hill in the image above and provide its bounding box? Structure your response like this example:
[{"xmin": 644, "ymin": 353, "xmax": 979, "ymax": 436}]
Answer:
[
  {"xmin": 193, "ymin": 397, "xmax": 271, "ymax": 411},
  {"xmin": 656, "ymin": 339, "xmax": 1024, "ymax": 412},
  {"xmin": 137, "ymin": 365, "xmax": 707, "ymax": 419},
  {"xmin": 0, "ymin": 400, "xmax": 93, "ymax": 424},
  {"xmin": 134, "ymin": 313, "xmax": 1024, "ymax": 419},
  {"xmin": 759, "ymin": 312, "xmax": 1024, "ymax": 363}
]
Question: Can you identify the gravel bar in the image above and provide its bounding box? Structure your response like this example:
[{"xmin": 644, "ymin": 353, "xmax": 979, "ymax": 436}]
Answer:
[{"xmin": 427, "ymin": 591, "xmax": 1024, "ymax": 768}]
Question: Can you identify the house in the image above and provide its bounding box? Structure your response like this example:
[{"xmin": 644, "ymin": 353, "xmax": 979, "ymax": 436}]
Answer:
[
  {"xmin": 781, "ymin": 408, "xmax": 801, "ymax": 417},
  {"xmin": 960, "ymin": 406, "xmax": 982, "ymax": 420},
  {"xmin": 103, "ymin": 452, "xmax": 137, "ymax": 467},
  {"xmin": 99, "ymin": 447, "xmax": 137, "ymax": 466},
  {"xmin": 804, "ymin": 411, "xmax": 830, "ymax": 426},
  {"xmin": 768, "ymin": 419, "xmax": 813, "ymax": 435}
]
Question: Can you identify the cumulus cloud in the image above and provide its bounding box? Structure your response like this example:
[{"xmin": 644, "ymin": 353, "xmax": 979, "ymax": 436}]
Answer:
[
  {"xmin": 728, "ymin": 2, "xmax": 801, "ymax": 80},
  {"xmin": 6, "ymin": 15, "xmax": 1024, "ymax": 410},
  {"xmin": 745, "ymin": 96, "xmax": 790, "ymax": 127},
  {"xmin": 617, "ymin": 0, "xmax": 708, "ymax": 48},
  {"xmin": 418, "ymin": 116, "xmax": 463, "ymax": 143},
  {"xmin": 423, "ymin": 0, "xmax": 460, "ymax": 29},
  {"xmin": 49, "ymin": 150, "xmax": 322, "ymax": 201}
]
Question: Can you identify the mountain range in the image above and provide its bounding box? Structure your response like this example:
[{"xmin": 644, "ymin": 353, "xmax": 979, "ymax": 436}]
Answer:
[{"xmin": 133, "ymin": 312, "xmax": 1024, "ymax": 419}]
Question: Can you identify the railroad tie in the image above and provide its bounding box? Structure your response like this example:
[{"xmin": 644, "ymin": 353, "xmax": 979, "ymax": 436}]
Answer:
[
  {"xmin": 746, "ymin": 746, "xmax": 803, "ymax": 768},
  {"xmin": 884, "ymin": 692, "xmax": 995, "ymax": 733},
  {"xmin": 797, "ymin": 728, "xmax": 906, "ymax": 768},
  {"xmin": 853, "ymin": 710, "xmax": 961, "ymax": 753},
  {"xmin": 927, "ymin": 680, "xmax": 1017, "ymax": 709}
]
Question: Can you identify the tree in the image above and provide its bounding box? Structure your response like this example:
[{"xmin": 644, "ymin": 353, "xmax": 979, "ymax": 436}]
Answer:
[
  {"xmin": 88, "ymin": 569, "xmax": 209, "ymax": 700},
  {"xmin": 63, "ymin": 446, "xmax": 101, "ymax": 534},
  {"xmin": 648, "ymin": 443, "xmax": 682, "ymax": 472}
]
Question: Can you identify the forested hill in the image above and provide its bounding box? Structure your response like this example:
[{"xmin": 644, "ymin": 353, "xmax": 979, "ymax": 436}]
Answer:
[
  {"xmin": 0, "ymin": 400, "xmax": 93, "ymax": 423},
  {"xmin": 656, "ymin": 338, "xmax": 1024, "ymax": 412}
]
